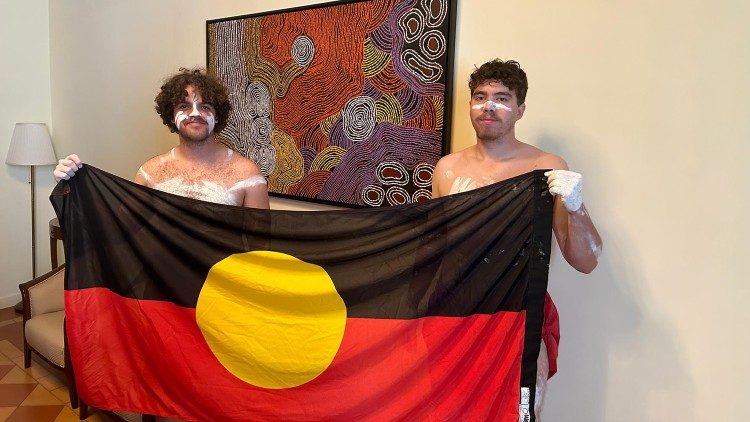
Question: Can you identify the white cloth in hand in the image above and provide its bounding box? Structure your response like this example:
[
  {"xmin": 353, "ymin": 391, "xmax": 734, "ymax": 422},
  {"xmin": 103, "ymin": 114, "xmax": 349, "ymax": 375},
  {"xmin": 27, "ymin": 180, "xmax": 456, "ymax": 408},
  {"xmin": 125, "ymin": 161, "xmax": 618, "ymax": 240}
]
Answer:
[{"xmin": 544, "ymin": 170, "xmax": 583, "ymax": 212}]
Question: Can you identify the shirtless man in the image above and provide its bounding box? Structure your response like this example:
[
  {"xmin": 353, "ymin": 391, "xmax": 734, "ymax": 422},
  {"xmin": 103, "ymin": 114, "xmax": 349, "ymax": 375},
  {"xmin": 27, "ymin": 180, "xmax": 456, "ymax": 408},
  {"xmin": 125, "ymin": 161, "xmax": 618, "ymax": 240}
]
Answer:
[
  {"xmin": 432, "ymin": 59, "xmax": 602, "ymax": 418},
  {"xmin": 54, "ymin": 68, "xmax": 269, "ymax": 209}
]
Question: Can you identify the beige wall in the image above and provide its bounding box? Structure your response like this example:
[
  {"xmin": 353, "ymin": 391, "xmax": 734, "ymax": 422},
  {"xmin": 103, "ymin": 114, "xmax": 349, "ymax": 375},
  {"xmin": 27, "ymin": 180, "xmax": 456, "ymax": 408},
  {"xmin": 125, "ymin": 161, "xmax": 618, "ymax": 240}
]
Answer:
[
  {"xmin": 0, "ymin": 0, "xmax": 55, "ymax": 307},
  {"xmin": 9, "ymin": 0, "xmax": 746, "ymax": 420}
]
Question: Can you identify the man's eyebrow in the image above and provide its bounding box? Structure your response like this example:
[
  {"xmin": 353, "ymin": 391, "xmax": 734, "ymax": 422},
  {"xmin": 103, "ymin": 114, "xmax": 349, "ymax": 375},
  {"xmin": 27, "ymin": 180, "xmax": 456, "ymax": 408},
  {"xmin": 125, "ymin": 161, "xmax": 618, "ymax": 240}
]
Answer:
[{"xmin": 472, "ymin": 90, "xmax": 511, "ymax": 97}]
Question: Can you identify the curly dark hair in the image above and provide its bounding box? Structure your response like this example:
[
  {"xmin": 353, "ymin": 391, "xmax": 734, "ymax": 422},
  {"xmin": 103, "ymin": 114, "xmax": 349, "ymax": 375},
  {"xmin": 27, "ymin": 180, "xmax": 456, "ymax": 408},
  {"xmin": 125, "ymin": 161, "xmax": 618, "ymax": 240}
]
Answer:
[
  {"xmin": 468, "ymin": 59, "xmax": 528, "ymax": 105},
  {"xmin": 154, "ymin": 68, "xmax": 232, "ymax": 133}
]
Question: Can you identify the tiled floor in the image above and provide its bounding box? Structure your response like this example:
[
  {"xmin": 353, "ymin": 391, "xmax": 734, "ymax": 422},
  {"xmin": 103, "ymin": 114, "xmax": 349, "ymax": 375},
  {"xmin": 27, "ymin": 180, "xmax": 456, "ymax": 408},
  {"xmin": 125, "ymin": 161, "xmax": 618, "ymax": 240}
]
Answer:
[{"xmin": 0, "ymin": 306, "xmax": 109, "ymax": 422}]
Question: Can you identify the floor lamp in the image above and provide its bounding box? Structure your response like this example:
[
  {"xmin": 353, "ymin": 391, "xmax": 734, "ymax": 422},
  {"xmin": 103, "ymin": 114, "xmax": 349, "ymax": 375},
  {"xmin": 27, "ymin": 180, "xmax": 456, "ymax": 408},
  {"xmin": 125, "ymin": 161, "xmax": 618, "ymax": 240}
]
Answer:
[{"xmin": 5, "ymin": 123, "xmax": 57, "ymax": 310}]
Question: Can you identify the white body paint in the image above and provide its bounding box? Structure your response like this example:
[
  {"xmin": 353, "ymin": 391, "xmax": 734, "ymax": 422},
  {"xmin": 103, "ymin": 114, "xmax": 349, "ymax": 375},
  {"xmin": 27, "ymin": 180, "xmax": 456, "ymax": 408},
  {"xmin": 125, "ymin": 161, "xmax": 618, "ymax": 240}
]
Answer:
[
  {"xmin": 544, "ymin": 169, "xmax": 603, "ymax": 257},
  {"xmin": 570, "ymin": 207, "xmax": 603, "ymax": 258},
  {"xmin": 470, "ymin": 100, "xmax": 512, "ymax": 112},
  {"xmin": 137, "ymin": 148, "xmax": 266, "ymax": 206},
  {"xmin": 588, "ymin": 234, "xmax": 603, "ymax": 258},
  {"xmin": 544, "ymin": 169, "xmax": 583, "ymax": 212},
  {"xmin": 150, "ymin": 175, "xmax": 266, "ymax": 205},
  {"xmin": 447, "ymin": 174, "xmax": 500, "ymax": 194},
  {"xmin": 449, "ymin": 176, "xmax": 477, "ymax": 194}
]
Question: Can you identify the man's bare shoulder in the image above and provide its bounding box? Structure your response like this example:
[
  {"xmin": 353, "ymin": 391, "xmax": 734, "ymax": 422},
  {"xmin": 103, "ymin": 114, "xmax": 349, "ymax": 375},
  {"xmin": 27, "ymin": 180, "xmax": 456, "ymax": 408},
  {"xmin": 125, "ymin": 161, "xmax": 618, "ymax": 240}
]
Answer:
[
  {"xmin": 523, "ymin": 144, "xmax": 568, "ymax": 171},
  {"xmin": 139, "ymin": 150, "xmax": 173, "ymax": 172},
  {"xmin": 134, "ymin": 151, "xmax": 173, "ymax": 185},
  {"xmin": 135, "ymin": 150, "xmax": 175, "ymax": 182},
  {"xmin": 435, "ymin": 146, "xmax": 475, "ymax": 169},
  {"xmin": 229, "ymin": 150, "xmax": 265, "ymax": 178}
]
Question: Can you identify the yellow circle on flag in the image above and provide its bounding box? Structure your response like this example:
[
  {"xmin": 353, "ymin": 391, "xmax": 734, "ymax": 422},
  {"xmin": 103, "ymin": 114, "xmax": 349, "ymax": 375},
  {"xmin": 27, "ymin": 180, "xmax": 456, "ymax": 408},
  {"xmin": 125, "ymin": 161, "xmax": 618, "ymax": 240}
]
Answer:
[{"xmin": 196, "ymin": 251, "xmax": 346, "ymax": 389}]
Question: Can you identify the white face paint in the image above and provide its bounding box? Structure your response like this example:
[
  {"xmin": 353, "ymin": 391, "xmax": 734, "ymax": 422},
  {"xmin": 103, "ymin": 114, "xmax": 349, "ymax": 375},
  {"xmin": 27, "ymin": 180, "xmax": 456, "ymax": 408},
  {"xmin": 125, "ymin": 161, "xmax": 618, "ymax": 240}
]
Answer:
[
  {"xmin": 471, "ymin": 100, "xmax": 512, "ymax": 112},
  {"xmin": 174, "ymin": 110, "xmax": 189, "ymax": 130},
  {"xmin": 207, "ymin": 115, "xmax": 216, "ymax": 134},
  {"xmin": 174, "ymin": 91, "xmax": 217, "ymax": 134}
]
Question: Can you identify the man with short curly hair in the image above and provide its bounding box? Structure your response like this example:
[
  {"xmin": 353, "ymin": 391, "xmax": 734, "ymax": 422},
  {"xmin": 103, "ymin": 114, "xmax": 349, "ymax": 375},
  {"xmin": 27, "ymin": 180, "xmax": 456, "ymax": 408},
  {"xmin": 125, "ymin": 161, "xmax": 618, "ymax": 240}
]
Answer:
[
  {"xmin": 55, "ymin": 68, "xmax": 269, "ymax": 209},
  {"xmin": 432, "ymin": 59, "xmax": 602, "ymax": 419},
  {"xmin": 154, "ymin": 68, "xmax": 233, "ymax": 135}
]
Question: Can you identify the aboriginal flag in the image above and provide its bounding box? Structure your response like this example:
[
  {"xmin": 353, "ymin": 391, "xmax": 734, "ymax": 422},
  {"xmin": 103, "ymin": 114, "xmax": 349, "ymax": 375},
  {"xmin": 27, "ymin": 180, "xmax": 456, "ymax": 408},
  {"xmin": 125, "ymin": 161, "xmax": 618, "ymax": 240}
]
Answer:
[{"xmin": 51, "ymin": 166, "xmax": 553, "ymax": 421}]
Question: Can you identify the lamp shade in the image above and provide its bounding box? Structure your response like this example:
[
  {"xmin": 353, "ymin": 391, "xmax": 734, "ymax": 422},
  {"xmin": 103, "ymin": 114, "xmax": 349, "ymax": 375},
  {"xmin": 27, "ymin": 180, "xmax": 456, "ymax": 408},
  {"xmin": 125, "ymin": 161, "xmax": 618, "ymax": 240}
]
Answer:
[{"xmin": 6, "ymin": 123, "xmax": 57, "ymax": 166}]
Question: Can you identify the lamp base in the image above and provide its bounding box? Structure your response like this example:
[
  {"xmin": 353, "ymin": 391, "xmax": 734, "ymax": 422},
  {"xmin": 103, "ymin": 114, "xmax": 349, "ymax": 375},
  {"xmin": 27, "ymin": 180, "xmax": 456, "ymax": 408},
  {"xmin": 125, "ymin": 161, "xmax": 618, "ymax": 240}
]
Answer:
[{"xmin": 13, "ymin": 300, "xmax": 23, "ymax": 314}]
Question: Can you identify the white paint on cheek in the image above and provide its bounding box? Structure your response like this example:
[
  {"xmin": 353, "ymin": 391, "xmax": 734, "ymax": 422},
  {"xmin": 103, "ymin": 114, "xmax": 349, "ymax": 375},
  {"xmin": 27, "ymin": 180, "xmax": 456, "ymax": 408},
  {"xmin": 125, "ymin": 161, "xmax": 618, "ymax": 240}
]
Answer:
[
  {"xmin": 471, "ymin": 100, "xmax": 512, "ymax": 112},
  {"xmin": 206, "ymin": 114, "xmax": 216, "ymax": 133},
  {"xmin": 174, "ymin": 111, "xmax": 188, "ymax": 129},
  {"xmin": 175, "ymin": 107, "xmax": 216, "ymax": 133}
]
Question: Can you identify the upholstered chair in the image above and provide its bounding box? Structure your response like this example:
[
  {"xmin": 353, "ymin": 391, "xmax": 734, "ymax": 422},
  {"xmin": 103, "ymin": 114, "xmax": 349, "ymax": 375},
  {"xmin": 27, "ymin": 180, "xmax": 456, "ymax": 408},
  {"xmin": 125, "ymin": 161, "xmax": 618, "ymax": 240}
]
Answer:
[{"xmin": 19, "ymin": 265, "xmax": 88, "ymax": 419}]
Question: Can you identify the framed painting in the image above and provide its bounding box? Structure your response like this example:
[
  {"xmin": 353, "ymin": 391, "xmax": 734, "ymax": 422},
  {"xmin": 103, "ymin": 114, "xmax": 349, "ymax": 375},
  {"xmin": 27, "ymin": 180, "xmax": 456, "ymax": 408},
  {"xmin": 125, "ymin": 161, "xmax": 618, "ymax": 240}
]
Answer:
[{"xmin": 207, "ymin": 0, "xmax": 456, "ymax": 207}]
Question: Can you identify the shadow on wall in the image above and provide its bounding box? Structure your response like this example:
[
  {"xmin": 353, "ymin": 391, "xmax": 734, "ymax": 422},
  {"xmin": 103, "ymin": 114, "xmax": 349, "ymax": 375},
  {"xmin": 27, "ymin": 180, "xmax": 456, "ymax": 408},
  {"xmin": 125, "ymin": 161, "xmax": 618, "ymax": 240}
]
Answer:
[{"xmin": 535, "ymin": 133, "xmax": 696, "ymax": 421}]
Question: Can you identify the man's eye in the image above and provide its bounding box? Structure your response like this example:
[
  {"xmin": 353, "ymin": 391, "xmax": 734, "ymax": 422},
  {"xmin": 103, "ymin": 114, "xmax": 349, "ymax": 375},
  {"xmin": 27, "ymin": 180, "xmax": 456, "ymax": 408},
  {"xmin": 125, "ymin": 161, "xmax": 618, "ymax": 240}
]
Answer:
[
  {"xmin": 200, "ymin": 104, "xmax": 214, "ymax": 111},
  {"xmin": 176, "ymin": 103, "xmax": 190, "ymax": 110},
  {"xmin": 473, "ymin": 96, "xmax": 484, "ymax": 101}
]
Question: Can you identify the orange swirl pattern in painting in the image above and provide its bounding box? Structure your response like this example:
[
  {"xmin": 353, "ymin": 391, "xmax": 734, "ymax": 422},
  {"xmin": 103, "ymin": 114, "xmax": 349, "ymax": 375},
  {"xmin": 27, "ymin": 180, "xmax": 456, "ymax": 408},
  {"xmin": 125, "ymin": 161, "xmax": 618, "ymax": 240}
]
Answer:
[
  {"xmin": 404, "ymin": 95, "xmax": 438, "ymax": 131},
  {"xmin": 289, "ymin": 170, "xmax": 332, "ymax": 198},
  {"xmin": 263, "ymin": 0, "xmax": 399, "ymax": 141},
  {"xmin": 369, "ymin": 59, "xmax": 407, "ymax": 94}
]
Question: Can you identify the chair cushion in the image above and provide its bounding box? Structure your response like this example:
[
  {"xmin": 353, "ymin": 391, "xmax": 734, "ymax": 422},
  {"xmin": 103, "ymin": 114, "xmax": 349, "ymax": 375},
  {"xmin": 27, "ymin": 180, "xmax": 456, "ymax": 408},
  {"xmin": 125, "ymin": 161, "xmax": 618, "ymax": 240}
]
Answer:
[
  {"xmin": 28, "ymin": 268, "xmax": 65, "ymax": 316},
  {"xmin": 25, "ymin": 310, "xmax": 65, "ymax": 368}
]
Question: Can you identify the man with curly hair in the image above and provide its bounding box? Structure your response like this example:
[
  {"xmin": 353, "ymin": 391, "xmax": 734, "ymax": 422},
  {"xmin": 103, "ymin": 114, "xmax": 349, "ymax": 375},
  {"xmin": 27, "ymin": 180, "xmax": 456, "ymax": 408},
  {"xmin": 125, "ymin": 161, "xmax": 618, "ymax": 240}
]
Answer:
[
  {"xmin": 432, "ymin": 59, "xmax": 602, "ymax": 419},
  {"xmin": 55, "ymin": 68, "xmax": 269, "ymax": 209}
]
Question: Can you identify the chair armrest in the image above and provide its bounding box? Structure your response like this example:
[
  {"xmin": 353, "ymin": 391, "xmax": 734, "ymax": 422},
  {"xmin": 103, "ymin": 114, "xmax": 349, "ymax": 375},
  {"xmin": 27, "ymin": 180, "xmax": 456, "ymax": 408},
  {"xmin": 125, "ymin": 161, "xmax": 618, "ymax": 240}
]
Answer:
[{"xmin": 19, "ymin": 265, "xmax": 65, "ymax": 319}]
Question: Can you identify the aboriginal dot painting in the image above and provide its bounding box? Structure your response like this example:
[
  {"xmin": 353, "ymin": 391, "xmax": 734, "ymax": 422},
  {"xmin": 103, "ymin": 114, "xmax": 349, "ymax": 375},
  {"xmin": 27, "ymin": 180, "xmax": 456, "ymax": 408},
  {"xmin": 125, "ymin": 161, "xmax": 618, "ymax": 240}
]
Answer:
[{"xmin": 207, "ymin": 0, "xmax": 456, "ymax": 207}]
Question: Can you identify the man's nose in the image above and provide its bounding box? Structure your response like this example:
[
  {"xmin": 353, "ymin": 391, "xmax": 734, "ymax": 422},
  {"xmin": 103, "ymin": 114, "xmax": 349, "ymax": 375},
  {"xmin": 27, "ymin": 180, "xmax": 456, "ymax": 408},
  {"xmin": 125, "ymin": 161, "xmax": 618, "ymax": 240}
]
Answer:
[
  {"xmin": 189, "ymin": 102, "xmax": 201, "ymax": 117},
  {"xmin": 483, "ymin": 101, "xmax": 497, "ymax": 112}
]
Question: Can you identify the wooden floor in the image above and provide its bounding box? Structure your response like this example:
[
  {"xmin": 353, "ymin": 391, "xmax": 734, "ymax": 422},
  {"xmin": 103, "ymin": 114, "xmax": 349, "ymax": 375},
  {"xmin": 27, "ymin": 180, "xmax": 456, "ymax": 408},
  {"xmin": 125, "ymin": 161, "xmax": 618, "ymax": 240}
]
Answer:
[{"xmin": 0, "ymin": 306, "xmax": 108, "ymax": 422}]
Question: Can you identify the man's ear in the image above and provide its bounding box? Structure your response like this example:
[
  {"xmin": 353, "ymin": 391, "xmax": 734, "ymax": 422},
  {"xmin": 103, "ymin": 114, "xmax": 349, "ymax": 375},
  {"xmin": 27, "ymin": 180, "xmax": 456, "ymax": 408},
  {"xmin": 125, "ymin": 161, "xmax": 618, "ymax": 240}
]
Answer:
[{"xmin": 517, "ymin": 103, "xmax": 526, "ymax": 119}]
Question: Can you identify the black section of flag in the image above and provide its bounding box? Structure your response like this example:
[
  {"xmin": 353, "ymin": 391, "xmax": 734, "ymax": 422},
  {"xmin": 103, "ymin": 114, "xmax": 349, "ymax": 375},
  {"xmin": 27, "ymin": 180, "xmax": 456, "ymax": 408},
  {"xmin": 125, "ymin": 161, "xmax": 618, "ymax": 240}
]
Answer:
[{"xmin": 51, "ymin": 166, "xmax": 552, "ymax": 319}]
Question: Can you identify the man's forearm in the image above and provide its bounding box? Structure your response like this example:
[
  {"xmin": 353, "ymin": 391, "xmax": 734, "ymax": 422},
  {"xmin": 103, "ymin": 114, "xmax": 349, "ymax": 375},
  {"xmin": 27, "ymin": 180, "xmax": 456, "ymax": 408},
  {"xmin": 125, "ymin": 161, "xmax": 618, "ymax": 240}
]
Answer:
[{"xmin": 560, "ymin": 204, "xmax": 602, "ymax": 273}]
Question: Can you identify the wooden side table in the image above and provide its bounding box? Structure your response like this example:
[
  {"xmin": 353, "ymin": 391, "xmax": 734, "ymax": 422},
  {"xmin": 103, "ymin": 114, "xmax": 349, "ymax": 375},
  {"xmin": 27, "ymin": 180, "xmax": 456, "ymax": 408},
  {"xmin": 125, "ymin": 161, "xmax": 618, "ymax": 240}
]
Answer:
[{"xmin": 49, "ymin": 218, "xmax": 63, "ymax": 268}]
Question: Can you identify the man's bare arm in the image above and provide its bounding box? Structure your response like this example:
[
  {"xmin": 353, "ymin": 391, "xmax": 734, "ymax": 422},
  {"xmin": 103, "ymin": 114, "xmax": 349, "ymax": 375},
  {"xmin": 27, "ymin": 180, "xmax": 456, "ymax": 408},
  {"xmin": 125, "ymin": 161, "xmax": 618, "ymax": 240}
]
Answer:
[
  {"xmin": 243, "ymin": 182, "xmax": 270, "ymax": 209},
  {"xmin": 552, "ymin": 199, "xmax": 602, "ymax": 273},
  {"xmin": 546, "ymin": 167, "xmax": 602, "ymax": 273}
]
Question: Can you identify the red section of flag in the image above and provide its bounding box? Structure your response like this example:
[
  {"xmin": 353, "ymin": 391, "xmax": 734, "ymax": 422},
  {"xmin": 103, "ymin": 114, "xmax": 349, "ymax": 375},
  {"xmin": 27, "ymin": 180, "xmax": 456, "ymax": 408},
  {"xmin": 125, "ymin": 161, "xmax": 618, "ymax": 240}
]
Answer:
[{"xmin": 66, "ymin": 288, "xmax": 525, "ymax": 421}]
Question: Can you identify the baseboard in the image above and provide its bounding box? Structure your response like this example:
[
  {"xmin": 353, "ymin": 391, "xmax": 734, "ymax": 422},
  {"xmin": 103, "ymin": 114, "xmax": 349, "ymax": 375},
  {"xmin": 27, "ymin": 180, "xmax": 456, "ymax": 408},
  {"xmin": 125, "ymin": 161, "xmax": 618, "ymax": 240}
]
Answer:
[{"xmin": 0, "ymin": 292, "xmax": 21, "ymax": 309}]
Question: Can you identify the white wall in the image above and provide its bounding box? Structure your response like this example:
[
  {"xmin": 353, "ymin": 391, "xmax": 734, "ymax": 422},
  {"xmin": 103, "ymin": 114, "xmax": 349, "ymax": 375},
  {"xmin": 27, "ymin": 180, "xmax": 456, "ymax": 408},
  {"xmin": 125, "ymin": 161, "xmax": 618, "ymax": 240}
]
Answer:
[
  {"xmin": 455, "ymin": 2, "xmax": 750, "ymax": 421},
  {"xmin": 41, "ymin": 0, "xmax": 750, "ymax": 420},
  {"xmin": 0, "ymin": 0, "xmax": 55, "ymax": 307}
]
